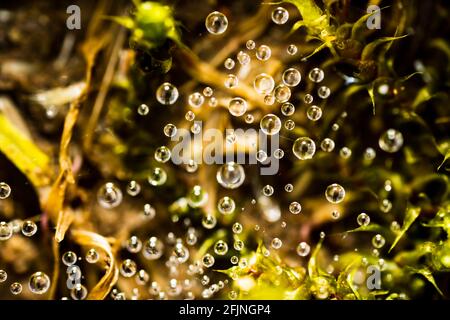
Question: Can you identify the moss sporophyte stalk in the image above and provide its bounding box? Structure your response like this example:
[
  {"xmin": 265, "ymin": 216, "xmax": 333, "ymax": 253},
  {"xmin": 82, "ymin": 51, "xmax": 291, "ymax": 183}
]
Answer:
[{"xmin": 0, "ymin": 0, "xmax": 449, "ymax": 301}]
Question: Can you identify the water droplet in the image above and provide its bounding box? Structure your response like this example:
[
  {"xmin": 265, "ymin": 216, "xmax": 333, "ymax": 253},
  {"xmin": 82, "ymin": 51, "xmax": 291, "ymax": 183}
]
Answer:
[
  {"xmin": 216, "ymin": 162, "xmax": 245, "ymax": 189},
  {"xmin": 85, "ymin": 249, "xmax": 99, "ymax": 264},
  {"xmin": 293, "ymin": 137, "xmax": 316, "ymax": 160},
  {"xmin": 285, "ymin": 184, "xmax": 293, "ymax": 192},
  {"xmin": 205, "ymin": 11, "xmax": 228, "ymax": 35},
  {"xmin": 304, "ymin": 94, "xmax": 314, "ymax": 104},
  {"xmin": 271, "ymin": 238, "xmax": 283, "ymax": 249},
  {"xmin": 256, "ymin": 150, "xmax": 268, "ymax": 162},
  {"xmin": 148, "ymin": 167, "xmax": 167, "ymax": 186},
  {"xmin": 173, "ymin": 242, "xmax": 190, "ymax": 263},
  {"xmin": 379, "ymin": 129, "xmax": 404, "ymax": 153},
  {"xmin": 0, "ymin": 182, "xmax": 11, "ymax": 199},
  {"xmin": 214, "ymin": 240, "xmax": 228, "ymax": 255},
  {"xmin": 156, "ymin": 82, "xmax": 179, "ymax": 105},
  {"xmin": 274, "ymin": 84, "xmax": 291, "ymax": 103},
  {"xmin": 224, "ymin": 74, "xmax": 239, "ymax": 89},
  {"xmin": 143, "ymin": 203, "xmax": 156, "ymax": 219},
  {"xmin": 202, "ymin": 215, "xmax": 217, "ymax": 229},
  {"xmin": 120, "ymin": 259, "xmax": 137, "ymax": 278},
  {"xmin": 281, "ymin": 102, "xmax": 295, "ymax": 116},
  {"xmin": 296, "ymin": 242, "xmax": 311, "ymax": 257},
  {"xmin": 97, "ymin": 182, "xmax": 122, "ymax": 209},
  {"xmin": 260, "ymin": 114, "xmax": 281, "ymax": 135},
  {"xmin": 317, "ymin": 86, "xmax": 331, "ymax": 99},
  {"xmin": 372, "ymin": 234, "xmax": 385, "ymax": 248},
  {"xmin": 245, "ymin": 114, "xmax": 254, "ymax": 123},
  {"xmin": 380, "ymin": 199, "xmax": 392, "ymax": 213},
  {"xmin": 62, "ymin": 251, "xmax": 77, "ymax": 266},
  {"xmin": 71, "ymin": 284, "xmax": 88, "ymax": 300},
  {"xmin": 357, "ymin": 213, "xmax": 370, "ymax": 226},
  {"xmin": 274, "ymin": 148, "xmax": 284, "ymax": 159},
  {"xmin": 262, "ymin": 185, "xmax": 274, "ymax": 196},
  {"xmin": 188, "ymin": 92, "xmax": 204, "ymax": 108},
  {"xmin": 143, "ymin": 237, "xmax": 164, "ymax": 260},
  {"xmin": 246, "ymin": 40, "xmax": 256, "ymax": 50},
  {"xmin": 126, "ymin": 180, "xmax": 141, "ymax": 197},
  {"xmin": 282, "ymin": 68, "xmax": 301, "ymax": 87},
  {"xmin": 185, "ymin": 160, "xmax": 198, "ymax": 173},
  {"xmin": 272, "ymin": 7, "xmax": 289, "ymax": 24},
  {"xmin": 217, "ymin": 196, "xmax": 235, "ymax": 215},
  {"xmin": 390, "ymin": 221, "xmax": 400, "ymax": 232},
  {"xmin": 136, "ymin": 269, "xmax": 149, "ymax": 285},
  {"xmin": 163, "ymin": 123, "xmax": 177, "ymax": 137},
  {"xmin": 0, "ymin": 270, "xmax": 7, "ymax": 283},
  {"xmin": 339, "ymin": 147, "xmax": 352, "ymax": 159},
  {"xmin": 232, "ymin": 222, "xmax": 243, "ymax": 234},
  {"xmin": 308, "ymin": 68, "xmax": 324, "ymax": 83},
  {"xmin": 187, "ymin": 185, "xmax": 208, "ymax": 208},
  {"xmin": 154, "ymin": 146, "xmax": 171, "ymax": 163},
  {"xmin": 203, "ymin": 87, "xmax": 213, "ymax": 97},
  {"xmin": 289, "ymin": 201, "xmax": 302, "ymax": 214},
  {"xmin": 264, "ymin": 94, "xmax": 275, "ymax": 105},
  {"xmin": 325, "ymin": 183, "xmax": 345, "ymax": 203},
  {"xmin": 256, "ymin": 45, "xmax": 271, "ymax": 61},
  {"xmin": 29, "ymin": 272, "xmax": 51, "ymax": 294},
  {"xmin": 224, "ymin": 58, "xmax": 235, "ymax": 70},
  {"xmin": 208, "ymin": 97, "xmax": 218, "ymax": 107},
  {"xmin": 202, "ymin": 254, "xmax": 215, "ymax": 268},
  {"xmin": 284, "ymin": 119, "xmax": 295, "ymax": 130},
  {"xmin": 306, "ymin": 105, "xmax": 322, "ymax": 121},
  {"xmin": 228, "ymin": 97, "xmax": 247, "ymax": 116},
  {"xmin": 320, "ymin": 138, "xmax": 335, "ymax": 152},
  {"xmin": 331, "ymin": 210, "xmax": 340, "ymax": 219},
  {"xmin": 237, "ymin": 51, "xmax": 250, "ymax": 65},
  {"xmin": 20, "ymin": 220, "xmax": 37, "ymax": 237},
  {"xmin": 253, "ymin": 73, "xmax": 275, "ymax": 94},
  {"xmin": 10, "ymin": 282, "xmax": 22, "ymax": 295},
  {"xmin": 234, "ymin": 240, "xmax": 244, "ymax": 251},
  {"xmin": 137, "ymin": 103, "xmax": 149, "ymax": 115},
  {"xmin": 126, "ymin": 236, "xmax": 142, "ymax": 253},
  {"xmin": 185, "ymin": 111, "xmax": 195, "ymax": 122},
  {"xmin": 0, "ymin": 221, "xmax": 12, "ymax": 241},
  {"xmin": 287, "ymin": 44, "xmax": 297, "ymax": 55}
]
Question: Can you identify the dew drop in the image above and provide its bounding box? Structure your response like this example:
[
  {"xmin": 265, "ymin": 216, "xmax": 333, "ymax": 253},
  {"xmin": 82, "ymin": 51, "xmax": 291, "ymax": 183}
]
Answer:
[
  {"xmin": 271, "ymin": 7, "xmax": 289, "ymax": 24},
  {"xmin": 256, "ymin": 45, "xmax": 271, "ymax": 61},
  {"xmin": 260, "ymin": 114, "xmax": 281, "ymax": 135},
  {"xmin": 253, "ymin": 73, "xmax": 275, "ymax": 94},
  {"xmin": 282, "ymin": 68, "xmax": 301, "ymax": 87},
  {"xmin": 217, "ymin": 196, "xmax": 235, "ymax": 215},
  {"xmin": 306, "ymin": 105, "xmax": 322, "ymax": 121},
  {"xmin": 357, "ymin": 213, "xmax": 370, "ymax": 226},
  {"xmin": 156, "ymin": 82, "xmax": 179, "ymax": 105},
  {"xmin": 325, "ymin": 183, "xmax": 345, "ymax": 203},
  {"xmin": 296, "ymin": 242, "xmax": 311, "ymax": 257},
  {"xmin": 97, "ymin": 182, "xmax": 122, "ymax": 209},
  {"xmin": 205, "ymin": 11, "xmax": 228, "ymax": 35},
  {"xmin": 216, "ymin": 162, "xmax": 245, "ymax": 189},
  {"xmin": 308, "ymin": 68, "xmax": 324, "ymax": 83},
  {"xmin": 293, "ymin": 137, "xmax": 316, "ymax": 160},
  {"xmin": 228, "ymin": 97, "xmax": 247, "ymax": 117},
  {"xmin": 137, "ymin": 103, "xmax": 149, "ymax": 115},
  {"xmin": 28, "ymin": 272, "xmax": 51, "ymax": 294},
  {"xmin": 147, "ymin": 167, "xmax": 167, "ymax": 186},
  {"xmin": 188, "ymin": 92, "xmax": 204, "ymax": 108},
  {"xmin": 379, "ymin": 129, "xmax": 404, "ymax": 153}
]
